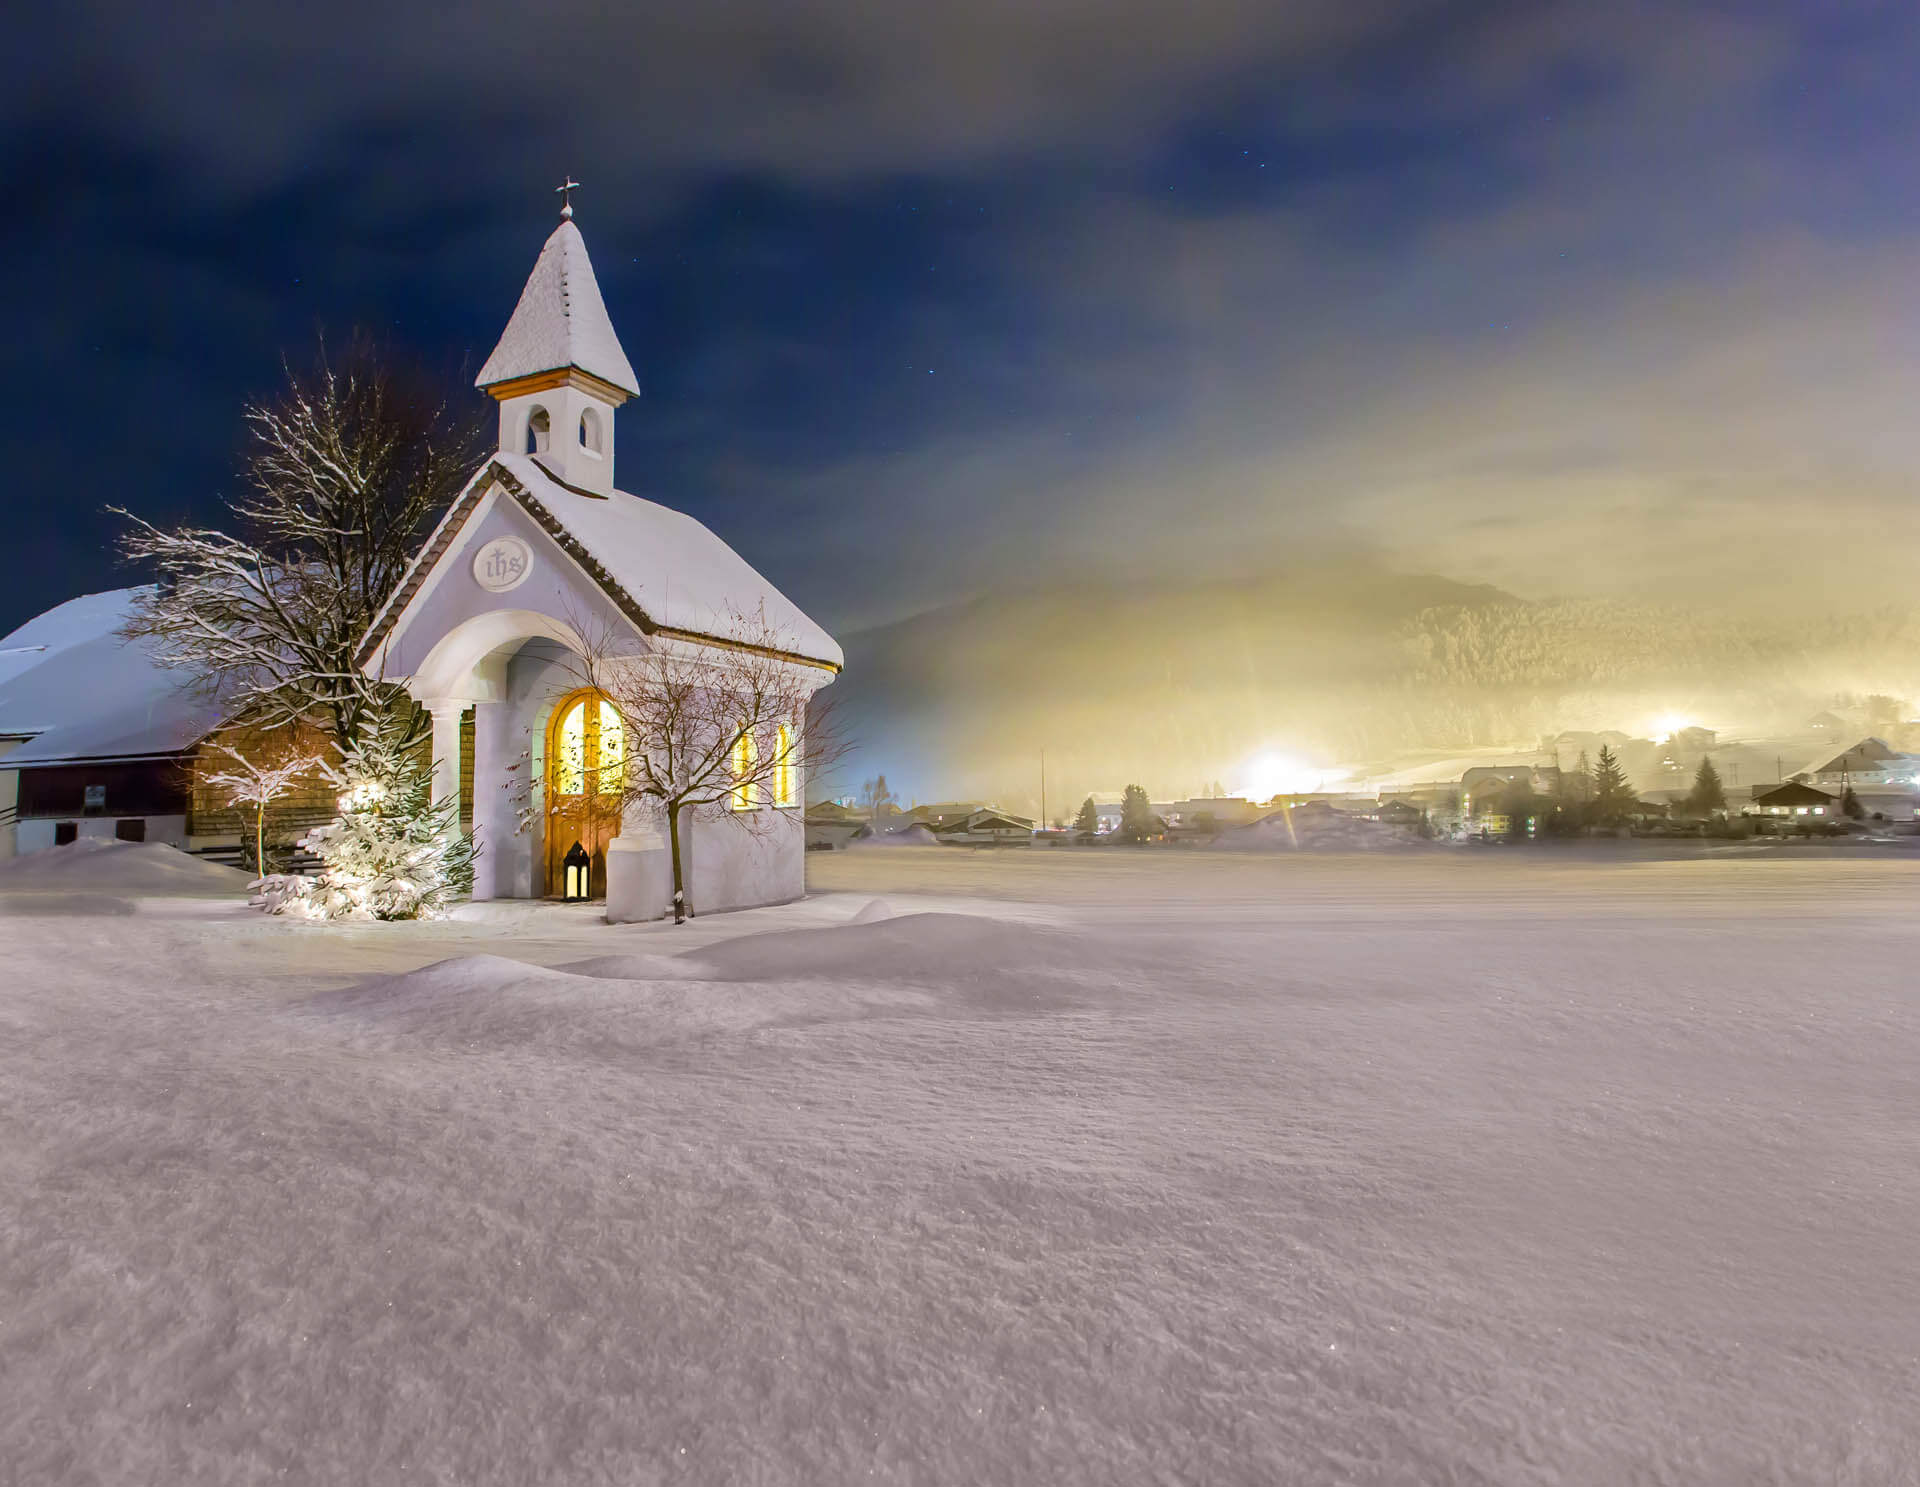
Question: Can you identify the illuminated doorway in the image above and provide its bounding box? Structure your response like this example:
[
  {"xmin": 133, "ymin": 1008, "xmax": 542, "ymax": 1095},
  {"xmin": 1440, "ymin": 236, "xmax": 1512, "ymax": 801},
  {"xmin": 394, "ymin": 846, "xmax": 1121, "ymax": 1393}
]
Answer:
[{"xmin": 544, "ymin": 688, "xmax": 625, "ymax": 898}]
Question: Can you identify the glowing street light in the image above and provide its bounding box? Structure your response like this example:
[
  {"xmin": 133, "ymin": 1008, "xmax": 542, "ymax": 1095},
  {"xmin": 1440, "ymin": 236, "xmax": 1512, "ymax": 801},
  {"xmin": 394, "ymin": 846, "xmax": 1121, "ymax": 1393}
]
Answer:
[{"xmin": 1237, "ymin": 751, "xmax": 1345, "ymax": 802}]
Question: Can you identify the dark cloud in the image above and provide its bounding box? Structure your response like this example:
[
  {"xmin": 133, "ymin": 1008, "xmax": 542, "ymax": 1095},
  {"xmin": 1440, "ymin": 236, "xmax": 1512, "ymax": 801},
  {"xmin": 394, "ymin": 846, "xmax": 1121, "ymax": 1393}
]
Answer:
[
  {"xmin": 6, "ymin": 1, "xmax": 1427, "ymax": 186},
  {"xmin": 3, "ymin": 0, "xmax": 1918, "ymax": 649}
]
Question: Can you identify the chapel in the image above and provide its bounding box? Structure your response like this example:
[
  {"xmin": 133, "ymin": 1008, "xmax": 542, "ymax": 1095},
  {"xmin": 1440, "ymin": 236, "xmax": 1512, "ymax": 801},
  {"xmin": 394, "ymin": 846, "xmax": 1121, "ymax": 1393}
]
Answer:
[{"xmin": 0, "ymin": 203, "xmax": 841, "ymax": 920}]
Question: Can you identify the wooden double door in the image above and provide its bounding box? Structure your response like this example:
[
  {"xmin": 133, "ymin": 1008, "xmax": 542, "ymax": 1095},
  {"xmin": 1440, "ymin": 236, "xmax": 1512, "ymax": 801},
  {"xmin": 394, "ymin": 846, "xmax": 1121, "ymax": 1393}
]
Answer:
[{"xmin": 545, "ymin": 688, "xmax": 625, "ymax": 898}]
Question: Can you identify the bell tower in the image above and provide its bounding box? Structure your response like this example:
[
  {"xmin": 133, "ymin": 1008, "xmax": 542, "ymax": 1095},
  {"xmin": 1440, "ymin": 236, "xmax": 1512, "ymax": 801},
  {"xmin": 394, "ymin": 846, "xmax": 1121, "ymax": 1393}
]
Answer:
[{"xmin": 475, "ymin": 181, "xmax": 639, "ymax": 497}]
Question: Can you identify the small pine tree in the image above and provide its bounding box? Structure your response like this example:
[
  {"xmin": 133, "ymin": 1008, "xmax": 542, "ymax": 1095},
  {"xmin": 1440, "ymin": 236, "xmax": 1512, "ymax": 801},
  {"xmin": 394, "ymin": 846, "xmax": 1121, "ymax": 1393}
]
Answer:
[
  {"xmin": 1119, "ymin": 783, "xmax": 1154, "ymax": 843},
  {"xmin": 1687, "ymin": 755, "xmax": 1727, "ymax": 816},
  {"xmin": 1074, "ymin": 796, "xmax": 1099, "ymax": 834},
  {"xmin": 257, "ymin": 710, "xmax": 475, "ymax": 920},
  {"xmin": 1590, "ymin": 744, "xmax": 1634, "ymax": 823},
  {"xmin": 1842, "ymin": 784, "xmax": 1865, "ymax": 819}
]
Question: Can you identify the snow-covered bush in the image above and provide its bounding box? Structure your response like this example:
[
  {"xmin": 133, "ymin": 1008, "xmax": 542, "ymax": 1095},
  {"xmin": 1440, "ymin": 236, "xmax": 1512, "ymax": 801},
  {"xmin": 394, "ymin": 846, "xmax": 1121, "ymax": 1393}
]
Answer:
[{"xmin": 254, "ymin": 711, "xmax": 475, "ymax": 921}]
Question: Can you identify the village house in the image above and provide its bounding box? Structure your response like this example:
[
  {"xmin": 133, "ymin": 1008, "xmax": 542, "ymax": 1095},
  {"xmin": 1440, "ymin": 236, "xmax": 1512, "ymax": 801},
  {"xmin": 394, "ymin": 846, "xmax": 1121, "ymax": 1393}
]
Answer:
[
  {"xmin": 1157, "ymin": 797, "xmax": 1262, "ymax": 831},
  {"xmin": 1745, "ymin": 781, "xmax": 1837, "ymax": 820},
  {"xmin": 930, "ymin": 809, "xmax": 1035, "ymax": 846},
  {"xmin": 1460, "ymin": 765, "xmax": 1562, "ymax": 803},
  {"xmin": 1807, "ymin": 738, "xmax": 1916, "ymax": 789}
]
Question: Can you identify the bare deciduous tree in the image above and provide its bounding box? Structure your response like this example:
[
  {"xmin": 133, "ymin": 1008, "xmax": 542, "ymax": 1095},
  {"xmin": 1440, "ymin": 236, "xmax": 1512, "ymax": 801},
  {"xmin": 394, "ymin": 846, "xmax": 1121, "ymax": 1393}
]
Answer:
[
  {"xmin": 572, "ymin": 609, "xmax": 847, "ymax": 923},
  {"xmin": 115, "ymin": 334, "xmax": 488, "ymax": 752},
  {"xmin": 200, "ymin": 739, "xmax": 323, "ymax": 875},
  {"xmin": 858, "ymin": 775, "xmax": 898, "ymax": 819}
]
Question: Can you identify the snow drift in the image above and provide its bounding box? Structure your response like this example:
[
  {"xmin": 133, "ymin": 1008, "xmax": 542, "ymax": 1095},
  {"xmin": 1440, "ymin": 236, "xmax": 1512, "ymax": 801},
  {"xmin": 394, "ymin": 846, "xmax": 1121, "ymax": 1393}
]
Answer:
[
  {"xmin": 0, "ymin": 839, "xmax": 251, "ymax": 897},
  {"xmin": 304, "ymin": 949, "xmax": 935, "ymax": 1053},
  {"xmin": 848, "ymin": 821, "xmax": 940, "ymax": 848},
  {"xmin": 1211, "ymin": 806, "xmax": 1427, "ymax": 851},
  {"xmin": 685, "ymin": 911, "xmax": 1063, "ymax": 983},
  {"xmin": 7, "ymin": 852, "xmax": 1919, "ymax": 1485}
]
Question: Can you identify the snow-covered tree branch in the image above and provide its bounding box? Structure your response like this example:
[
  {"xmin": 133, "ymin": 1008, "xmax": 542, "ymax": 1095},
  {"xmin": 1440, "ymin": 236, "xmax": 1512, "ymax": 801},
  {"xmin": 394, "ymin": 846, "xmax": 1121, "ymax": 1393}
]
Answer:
[
  {"xmin": 201, "ymin": 739, "xmax": 324, "ymax": 875},
  {"xmin": 114, "ymin": 334, "xmax": 488, "ymax": 751}
]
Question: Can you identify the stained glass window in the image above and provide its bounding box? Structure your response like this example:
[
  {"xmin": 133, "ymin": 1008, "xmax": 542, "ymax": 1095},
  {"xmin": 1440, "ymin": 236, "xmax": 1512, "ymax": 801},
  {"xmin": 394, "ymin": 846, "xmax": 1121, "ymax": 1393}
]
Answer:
[
  {"xmin": 773, "ymin": 724, "xmax": 795, "ymax": 807},
  {"xmin": 731, "ymin": 732, "xmax": 757, "ymax": 810},
  {"xmin": 556, "ymin": 701, "xmax": 585, "ymax": 795},
  {"xmin": 598, "ymin": 700, "xmax": 624, "ymax": 795}
]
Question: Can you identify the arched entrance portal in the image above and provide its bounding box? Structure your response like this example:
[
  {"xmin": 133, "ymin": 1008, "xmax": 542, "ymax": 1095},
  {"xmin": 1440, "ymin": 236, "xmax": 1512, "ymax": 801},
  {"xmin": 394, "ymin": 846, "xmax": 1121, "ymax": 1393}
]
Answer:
[{"xmin": 545, "ymin": 687, "xmax": 625, "ymax": 898}]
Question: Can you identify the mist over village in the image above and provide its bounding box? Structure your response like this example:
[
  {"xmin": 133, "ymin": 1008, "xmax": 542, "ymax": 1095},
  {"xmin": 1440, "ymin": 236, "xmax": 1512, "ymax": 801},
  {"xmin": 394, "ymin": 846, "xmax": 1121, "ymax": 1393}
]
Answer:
[
  {"xmin": 4, "ymin": 4, "xmax": 1920, "ymax": 1485},
  {"xmin": 831, "ymin": 572, "xmax": 1920, "ymax": 833}
]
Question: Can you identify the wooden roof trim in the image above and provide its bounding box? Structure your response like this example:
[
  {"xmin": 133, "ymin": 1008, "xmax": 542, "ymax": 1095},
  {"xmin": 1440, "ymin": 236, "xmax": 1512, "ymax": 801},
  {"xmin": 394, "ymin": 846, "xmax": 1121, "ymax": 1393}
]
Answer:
[{"xmin": 482, "ymin": 366, "xmax": 632, "ymax": 405}]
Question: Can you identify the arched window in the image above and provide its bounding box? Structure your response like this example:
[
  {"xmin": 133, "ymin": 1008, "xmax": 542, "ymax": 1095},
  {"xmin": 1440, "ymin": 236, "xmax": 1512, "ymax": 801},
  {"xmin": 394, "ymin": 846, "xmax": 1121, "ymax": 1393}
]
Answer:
[
  {"xmin": 730, "ymin": 732, "xmax": 758, "ymax": 811},
  {"xmin": 551, "ymin": 692, "xmax": 624, "ymax": 797},
  {"xmin": 773, "ymin": 723, "xmax": 796, "ymax": 808},
  {"xmin": 579, "ymin": 406, "xmax": 603, "ymax": 454},
  {"xmin": 526, "ymin": 405, "xmax": 551, "ymax": 455}
]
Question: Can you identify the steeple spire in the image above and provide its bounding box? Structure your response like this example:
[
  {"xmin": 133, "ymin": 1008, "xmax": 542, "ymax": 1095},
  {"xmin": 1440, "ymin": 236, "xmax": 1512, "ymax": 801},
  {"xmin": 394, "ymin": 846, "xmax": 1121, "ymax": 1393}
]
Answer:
[
  {"xmin": 475, "ymin": 215, "xmax": 639, "ymax": 398},
  {"xmin": 477, "ymin": 209, "xmax": 638, "ymax": 497}
]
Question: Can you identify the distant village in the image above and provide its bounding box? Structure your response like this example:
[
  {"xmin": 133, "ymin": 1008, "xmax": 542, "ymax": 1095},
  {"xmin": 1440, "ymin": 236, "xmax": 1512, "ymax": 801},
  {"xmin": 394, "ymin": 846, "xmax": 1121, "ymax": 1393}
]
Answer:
[{"xmin": 809, "ymin": 705, "xmax": 1920, "ymax": 851}]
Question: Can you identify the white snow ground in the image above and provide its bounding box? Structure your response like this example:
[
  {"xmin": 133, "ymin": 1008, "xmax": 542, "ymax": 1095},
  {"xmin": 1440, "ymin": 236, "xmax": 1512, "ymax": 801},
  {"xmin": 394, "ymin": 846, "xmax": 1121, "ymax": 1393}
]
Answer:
[{"xmin": 2, "ymin": 844, "xmax": 1917, "ymax": 1485}]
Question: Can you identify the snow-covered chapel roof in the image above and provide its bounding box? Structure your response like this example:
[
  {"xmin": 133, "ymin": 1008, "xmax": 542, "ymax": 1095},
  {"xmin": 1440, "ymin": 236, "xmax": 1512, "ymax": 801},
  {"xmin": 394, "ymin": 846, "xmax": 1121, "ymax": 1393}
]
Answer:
[
  {"xmin": 474, "ymin": 221, "xmax": 640, "ymax": 397},
  {"xmin": 359, "ymin": 454, "xmax": 844, "ymax": 672}
]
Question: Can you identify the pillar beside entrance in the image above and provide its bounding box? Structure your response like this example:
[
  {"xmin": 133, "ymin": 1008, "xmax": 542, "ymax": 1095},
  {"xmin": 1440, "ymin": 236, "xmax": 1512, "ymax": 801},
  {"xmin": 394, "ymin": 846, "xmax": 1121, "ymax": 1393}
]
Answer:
[
  {"xmin": 427, "ymin": 699, "xmax": 465, "ymax": 822},
  {"xmin": 469, "ymin": 698, "xmax": 523, "ymax": 901}
]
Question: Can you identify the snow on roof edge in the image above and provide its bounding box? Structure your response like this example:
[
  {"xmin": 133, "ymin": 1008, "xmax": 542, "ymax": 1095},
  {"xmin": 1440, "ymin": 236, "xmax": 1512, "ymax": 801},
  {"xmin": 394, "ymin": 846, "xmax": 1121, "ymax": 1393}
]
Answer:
[
  {"xmin": 363, "ymin": 456, "xmax": 842, "ymax": 674},
  {"xmin": 474, "ymin": 221, "xmax": 640, "ymax": 396}
]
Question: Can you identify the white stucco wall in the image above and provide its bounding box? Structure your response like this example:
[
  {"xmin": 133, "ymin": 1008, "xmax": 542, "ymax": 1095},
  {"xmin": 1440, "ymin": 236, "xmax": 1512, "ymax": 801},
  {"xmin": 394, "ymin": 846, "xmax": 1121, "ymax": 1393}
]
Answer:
[
  {"xmin": 605, "ymin": 800, "xmax": 805, "ymax": 922},
  {"xmin": 373, "ymin": 490, "xmax": 638, "ymax": 689},
  {"xmin": 687, "ymin": 806, "xmax": 805, "ymax": 915}
]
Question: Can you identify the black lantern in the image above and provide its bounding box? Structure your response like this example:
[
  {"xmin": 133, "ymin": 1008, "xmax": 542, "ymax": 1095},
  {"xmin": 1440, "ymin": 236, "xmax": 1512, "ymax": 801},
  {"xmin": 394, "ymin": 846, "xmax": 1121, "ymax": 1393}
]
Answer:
[{"xmin": 562, "ymin": 840, "xmax": 592, "ymax": 902}]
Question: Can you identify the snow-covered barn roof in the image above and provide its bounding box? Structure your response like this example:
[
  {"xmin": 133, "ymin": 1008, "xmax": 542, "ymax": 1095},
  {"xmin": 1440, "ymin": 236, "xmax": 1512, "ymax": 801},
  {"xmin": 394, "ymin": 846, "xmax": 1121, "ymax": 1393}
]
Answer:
[
  {"xmin": 0, "ymin": 589, "xmax": 228, "ymax": 767},
  {"xmin": 474, "ymin": 221, "xmax": 640, "ymax": 397},
  {"xmin": 1813, "ymin": 739, "xmax": 1897, "ymax": 774},
  {"xmin": 360, "ymin": 453, "xmax": 843, "ymax": 672}
]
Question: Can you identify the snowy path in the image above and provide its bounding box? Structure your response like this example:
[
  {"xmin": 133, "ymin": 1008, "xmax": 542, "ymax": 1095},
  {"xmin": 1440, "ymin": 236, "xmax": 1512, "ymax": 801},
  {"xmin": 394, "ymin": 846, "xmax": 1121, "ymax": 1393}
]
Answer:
[{"xmin": 2, "ymin": 849, "xmax": 1917, "ymax": 1484}]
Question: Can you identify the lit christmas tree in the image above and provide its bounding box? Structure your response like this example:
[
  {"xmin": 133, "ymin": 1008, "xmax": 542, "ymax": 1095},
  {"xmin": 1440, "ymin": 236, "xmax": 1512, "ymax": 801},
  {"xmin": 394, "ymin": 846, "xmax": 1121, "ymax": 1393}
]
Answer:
[{"xmin": 257, "ymin": 710, "xmax": 475, "ymax": 920}]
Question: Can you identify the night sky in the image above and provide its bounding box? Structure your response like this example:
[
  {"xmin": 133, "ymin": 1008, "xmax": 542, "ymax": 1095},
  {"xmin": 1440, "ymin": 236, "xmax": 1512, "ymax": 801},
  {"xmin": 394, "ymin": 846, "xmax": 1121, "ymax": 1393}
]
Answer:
[{"xmin": 4, "ymin": 1, "xmax": 1919, "ymax": 642}]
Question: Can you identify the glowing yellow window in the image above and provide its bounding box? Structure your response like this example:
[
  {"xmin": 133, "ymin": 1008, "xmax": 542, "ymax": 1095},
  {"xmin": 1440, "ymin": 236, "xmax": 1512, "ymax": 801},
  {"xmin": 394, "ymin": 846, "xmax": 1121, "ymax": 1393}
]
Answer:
[
  {"xmin": 556, "ymin": 700, "xmax": 586, "ymax": 795},
  {"xmin": 773, "ymin": 723, "xmax": 796, "ymax": 807},
  {"xmin": 597, "ymin": 700, "xmax": 624, "ymax": 794},
  {"xmin": 730, "ymin": 732, "xmax": 758, "ymax": 810}
]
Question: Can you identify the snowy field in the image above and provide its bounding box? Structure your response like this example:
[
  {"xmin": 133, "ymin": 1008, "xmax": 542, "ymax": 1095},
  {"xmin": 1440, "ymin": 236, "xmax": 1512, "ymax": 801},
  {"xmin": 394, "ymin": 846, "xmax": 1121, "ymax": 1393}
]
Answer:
[{"xmin": 3, "ymin": 842, "xmax": 1918, "ymax": 1485}]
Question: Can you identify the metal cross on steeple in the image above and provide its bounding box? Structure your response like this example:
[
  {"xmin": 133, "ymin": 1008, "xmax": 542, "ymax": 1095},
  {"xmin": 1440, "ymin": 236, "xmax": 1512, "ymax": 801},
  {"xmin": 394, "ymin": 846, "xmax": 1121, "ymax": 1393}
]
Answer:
[{"xmin": 556, "ymin": 176, "xmax": 582, "ymax": 220}]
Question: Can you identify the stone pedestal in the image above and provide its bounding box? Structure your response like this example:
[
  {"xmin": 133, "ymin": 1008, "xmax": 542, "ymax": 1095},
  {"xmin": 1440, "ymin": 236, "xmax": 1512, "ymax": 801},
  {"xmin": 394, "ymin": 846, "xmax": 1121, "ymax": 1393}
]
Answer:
[{"xmin": 605, "ymin": 827, "xmax": 671, "ymax": 923}]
